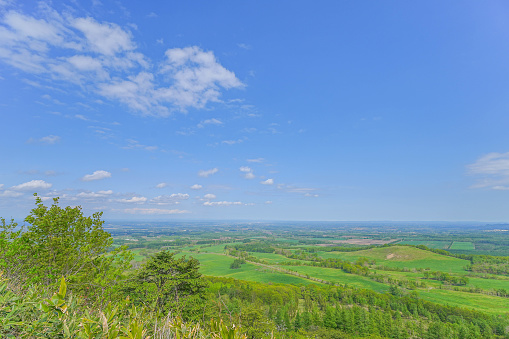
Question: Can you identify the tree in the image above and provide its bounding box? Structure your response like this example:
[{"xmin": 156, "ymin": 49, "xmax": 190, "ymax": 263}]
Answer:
[
  {"xmin": 0, "ymin": 194, "xmax": 132, "ymax": 303},
  {"xmin": 135, "ymin": 250, "xmax": 207, "ymax": 317}
]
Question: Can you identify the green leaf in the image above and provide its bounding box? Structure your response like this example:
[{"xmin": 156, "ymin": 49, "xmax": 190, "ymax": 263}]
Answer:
[{"xmin": 58, "ymin": 276, "xmax": 67, "ymax": 299}]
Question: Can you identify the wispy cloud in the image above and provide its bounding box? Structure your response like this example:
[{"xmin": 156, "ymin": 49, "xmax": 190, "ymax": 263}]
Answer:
[
  {"xmin": 247, "ymin": 158, "xmax": 264, "ymax": 163},
  {"xmin": 77, "ymin": 190, "xmax": 113, "ymax": 198},
  {"xmin": 198, "ymin": 168, "xmax": 218, "ymax": 178},
  {"xmin": 26, "ymin": 135, "xmax": 61, "ymax": 144},
  {"xmin": 121, "ymin": 207, "xmax": 189, "ymax": 214},
  {"xmin": 81, "ymin": 170, "xmax": 111, "ymax": 181},
  {"xmin": 203, "ymin": 201, "xmax": 242, "ymax": 206},
  {"xmin": 118, "ymin": 196, "xmax": 147, "ymax": 203},
  {"xmin": 11, "ymin": 179, "xmax": 52, "ymax": 191},
  {"xmin": 155, "ymin": 182, "xmax": 167, "ymax": 188},
  {"xmin": 150, "ymin": 193, "xmax": 189, "ymax": 205},
  {"xmin": 197, "ymin": 118, "xmax": 223, "ymax": 128},
  {"xmin": 122, "ymin": 139, "xmax": 158, "ymax": 151},
  {"xmin": 237, "ymin": 43, "xmax": 252, "ymax": 50},
  {"xmin": 0, "ymin": 190, "xmax": 23, "ymax": 197},
  {"xmin": 190, "ymin": 184, "xmax": 202, "ymax": 190},
  {"xmin": 0, "ymin": 5, "xmax": 244, "ymax": 116},
  {"xmin": 468, "ymin": 152, "xmax": 509, "ymax": 190},
  {"xmin": 221, "ymin": 138, "xmax": 244, "ymax": 145}
]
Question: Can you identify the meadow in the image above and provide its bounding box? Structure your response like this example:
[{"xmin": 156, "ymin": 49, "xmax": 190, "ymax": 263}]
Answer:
[{"xmin": 114, "ymin": 222, "xmax": 509, "ymax": 316}]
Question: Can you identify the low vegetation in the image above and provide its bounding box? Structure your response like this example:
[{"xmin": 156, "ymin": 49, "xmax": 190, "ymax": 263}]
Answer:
[{"xmin": 2, "ymin": 196, "xmax": 509, "ymax": 338}]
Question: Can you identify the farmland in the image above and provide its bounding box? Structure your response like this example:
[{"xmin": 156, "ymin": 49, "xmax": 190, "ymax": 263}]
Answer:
[{"xmin": 111, "ymin": 220, "xmax": 509, "ymax": 316}]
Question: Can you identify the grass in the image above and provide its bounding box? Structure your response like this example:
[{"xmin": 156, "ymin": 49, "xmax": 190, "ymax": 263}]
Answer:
[
  {"xmin": 449, "ymin": 241, "xmax": 475, "ymax": 250},
  {"xmin": 177, "ymin": 251, "xmax": 314, "ymax": 285},
  {"xmin": 281, "ymin": 265, "xmax": 388, "ymax": 292},
  {"xmin": 466, "ymin": 276, "xmax": 509, "ymax": 290},
  {"xmin": 317, "ymin": 246, "xmax": 469, "ymax": 274},
  {"xmin": 248, "ymin": 252, "xmax": 306, "ymax": 264},
  {"xmin": 418, "ymin": 288, "xmax": 509, "ymax": 315},
  {"xmin": 198, "ymin": 242, "xmax": 243, "ymax": 253},
  {"xmin": 397, "ymin": 240, "xmax": 452, "ymax": 249}
]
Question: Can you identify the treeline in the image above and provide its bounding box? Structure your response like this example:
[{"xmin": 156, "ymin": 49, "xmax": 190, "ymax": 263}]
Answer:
[
  {"xmin": 226, "ymin": 242, "xmax": 275, "ymax": 253},
  {"xmin": 423, "ymin": 271, "xmax": 469, "ymax": 286},
  {"xmin": 2, "ymin": 197, "xmax": 509, "ymax": 338},
  {"xmin": 466, "ymin": 255, "xmax": 509, "ymax": 276},
  {"xmin": 205, "ymin": 276, "xmax": 508, "ymax": 338}
]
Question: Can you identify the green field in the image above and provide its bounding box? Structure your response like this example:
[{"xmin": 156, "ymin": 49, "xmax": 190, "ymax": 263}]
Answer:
[
  {"xmin": 177, "ymin": 251, "xmax": 315, "ymax": 285},
  {"xmin": 449, "ymin": 241, "xmax": 475, "ymax": 250},
  {"xmin": 118, "ymin": 231, "xmax": 509, "ymax": 317},
  {"xmin": 248, "ymin": 252, "xmax": 308, "ymax": 265},
  {"xmin": 397, "ymin": 240, "xmax": 452, "ymax": 249},
  {"xmin": 317, "ymin": 246, "xmax": 469, "ymax": 273},
  {"xmin": 281, "ymin": 265, "xmax": 388, "ymax": 292},
  {"xmin": 419, "ymin": 288, "xmax": 509, "ymax": 315}
]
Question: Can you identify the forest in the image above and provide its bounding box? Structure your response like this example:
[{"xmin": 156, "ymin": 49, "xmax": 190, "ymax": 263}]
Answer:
[{"xmin": 1, "ymin": 196, "xmax": 509, "ymax": 338}]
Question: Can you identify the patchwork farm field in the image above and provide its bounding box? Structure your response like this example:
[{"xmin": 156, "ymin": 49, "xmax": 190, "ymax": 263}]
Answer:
[{"xmin": 114, "ymin": 222, "xmax": 509, "ymax": 317}]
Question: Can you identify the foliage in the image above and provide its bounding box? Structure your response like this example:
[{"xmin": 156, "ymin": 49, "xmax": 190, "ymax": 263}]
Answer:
[
  {"xmin": 229, "ymin": 259, "xmax": 246, "ymax": 269},
  {"xmin": 0, "ymin": 195, "xmax": 132, "ymax": 305},
  {"xmin": 0, "ymin": 274, "xmax": 244, "ymax": 338},
  {"xmin": 133, "ymin": 250, "xmax": 207, "ymax": 317}
]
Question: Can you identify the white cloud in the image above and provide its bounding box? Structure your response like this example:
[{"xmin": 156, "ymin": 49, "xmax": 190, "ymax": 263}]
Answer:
[
  {"xmin": 244, "ymin": 172, "xmax": 255, "ymax": 179},
  {"xmin": 468, "ymin": 152, "xmax": 509, "ymax": 189},
  {"xmin": 468, "ymin": 152, "xmax": 509, "ymax": 176},
  {"xmin": 203, "ymin": 201, "xmax": 242, "ymax": 206},
  {"xmin": 265, "ymin": 201, "xmax": 273, "ymax": 204},
  {"xmin": 492, "ymin": 186, "xmax": 509, "ymax": 191},
  {"xmin": 221, "ymin": 139, "xmax": 244, "ymax": 145},
  {"xmin": 27, "ymin": 135, "xmax": 61, "ymax": 144},
  {"xmin": 0, "ymin": 6, "xmax": 242, "ymax": 116},
  {"xmin": 0, "ymin": 190, "xmax": 23, "ymax": 197},
  {"xmin": 81, "ymin": 170, "xmax": 111, "ymax": 181},
  {"xmin": 12, "ymin": 179, "xmax": 52, "ymax": 191},
  {"xmin": 0, "ymin": 184, "xmax": 3, "ymax": 189},
  {"xmin": 247, "ymin": 158, "xmax": 264, "ymax": 163},
  {"xmin": 155, "ymin": 182, "xmax": 167, "ymax": 188},
  {"xmin": 198, "ymin": 168, "xmax": 218, "ymax": 178},
  {"xmin": 197, "ymin": 118, "xmax": 223, "ymax": 128},
  {"xmin": 237, "ymin": 43, "xmax": 251, "ymax": 50},
  {"xmin": 121, "ymin": 207, "xmax": 189, "ymax": 215},
  {"xmin": 305, "ymin": 193, "xmax": 319, "ymax": 197},
  {"xmin": 118, "ymin": 196, "xmax": 147, "ymax": 203},
  {"xmin": 72, "ymin": 17, "xmax": 135, "ymax": 56},
  {"xmin": 77, "ymin": 190, "xmax": 113, "ymax": 198},
  {"xmin": 159, "ymin": 46, "xmax": 244, "ymax": 110},
  {"xmin": 260, "ymin": 178, "xmax": 274, "ymax": 185},
  {"xmin": 75, "ymin": 114, "xmax": 89, "ymax": 121},
  {"xmin": 240, "ymin": 166, "xmax": 255, "ymax": 179},
  {"xmin": 150, "ymin": 193, "xmax": 189, "ymax": 205},
  {"xmin": 190, "ymin": 184, "xmax": 202, "ymax": 190},
  {"xmin": 123, "ymin": 139, "xmax": 158, "ymax": 151},
  {"xmin": 204, "ymin": 193, "xmax": 216, "ymax": 199}
]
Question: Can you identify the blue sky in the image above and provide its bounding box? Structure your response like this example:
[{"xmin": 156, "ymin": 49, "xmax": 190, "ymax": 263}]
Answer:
[{"xmin": 1, "ymin": 0, "xmax": 509, "ymax": 221}]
